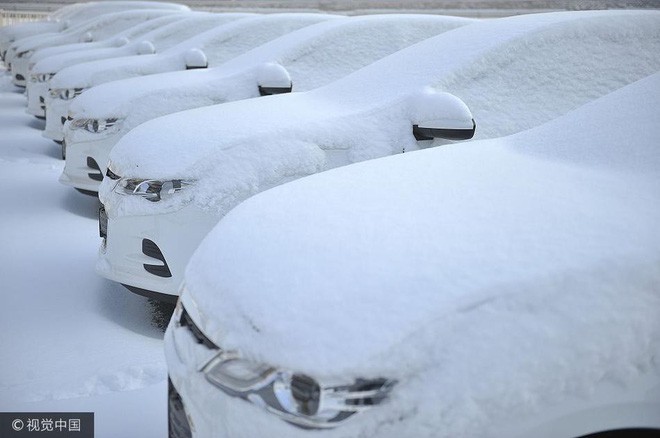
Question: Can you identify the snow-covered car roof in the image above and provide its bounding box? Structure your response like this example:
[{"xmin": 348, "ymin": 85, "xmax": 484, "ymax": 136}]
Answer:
[
  {"xmin": 102, "ymin": 10, "xmax": 660, "ymax": 217},
  {"xmin": 28, "ymin": 12, "xmax": 191, "ymax": 67},
  {"xmin": 181, "ymin": 71, "xmax": 660, "ymax": 438},
  {"xmin": 0, "ymin": 2, "xmax": 188, "ymax": 49},
  {"xmin": 50, "ymin": 13, "xmax": 339, "ymax": 90},
  {"xmin": 13, "ymin": 8, "xmax": 184, "ymax": 55},
  {"xmin": 31, "ymin": 13, "xmax": 253, "ymax": 75},
  {"xmin": 68, "ymin": 14, "xmax": 473, "ymax": 125}
]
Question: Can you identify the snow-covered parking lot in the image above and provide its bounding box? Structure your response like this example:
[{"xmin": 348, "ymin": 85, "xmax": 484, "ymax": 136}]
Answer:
[
  {"xmin": 1, "ymin": 6, "xmax": 660, "ymax": 437},
  {"xmin": 0, "ymin": 70, "xmax": 167, "ymax": 437}
]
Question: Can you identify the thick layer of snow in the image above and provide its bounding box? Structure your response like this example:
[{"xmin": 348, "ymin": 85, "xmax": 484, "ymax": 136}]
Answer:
[
  {"xmin": 182, "ymin": 72, "xmax": 660, "ymax": 438},
  {"xmin": 68, "ymin": 14, "xmax": 472, "ymax": 133},
  {"xmin": 0, "ymin": 70, "xmax": 167, "ymax": 437},
  {"xmin": 31, "ymin": 12, "xmax": 252, "ymax": 75},
  {"xmin": 102, "ymin": 10, "xmax": 660, "ymax": 219},
  {"xmin": 13, "ymin": 9, "xmax": 185, "ymax": 55},
  {"xmin": 50, "ymin": 13, "xmax": 339, "ymax": 90},
  {"xmin": 28, "ymin": 13, "xmax": 189, "ymax": 68},
  {"xmin": 0, "ymin": 2, "xmax": 189, "ymax": 51}
]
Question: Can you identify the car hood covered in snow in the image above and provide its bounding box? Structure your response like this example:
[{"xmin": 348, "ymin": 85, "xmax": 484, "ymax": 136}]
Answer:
[
  {"xmin": 182, "ymin": 72, "xmax": 660, "ymax": 438},
  {"xmin": 68, "ymin": 14, "xmax": 473, "ymax": 125},
  {"xmin": 102, "ymin": 10, "xmax": 660, "ymax": 217},
  {"xmin": 50, "ymin": 13, "xmax": 338, "ymax": 90}
]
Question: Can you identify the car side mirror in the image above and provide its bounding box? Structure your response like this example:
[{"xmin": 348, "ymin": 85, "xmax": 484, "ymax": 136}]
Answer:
[
  {"xmin": 114, "ymin": 37, "xmax": 130, "ymax": 47},
  {"xmin": 256, "ymin": 63, "xmax": 292, "ymax": 96},
  {"xmin": 409, "ymin": 90, "xmax": 476, "ymax": 141},
  {"xmin": 185, "ymin": 48, "xmax": 208, "ymax": 70},
  {"xmin": 80, "ymin": 32, "xmax": 93, "ymax": 43},
  {"xmin": 137, "ymin": 41, "xmax": 156, "ymax": 55}
]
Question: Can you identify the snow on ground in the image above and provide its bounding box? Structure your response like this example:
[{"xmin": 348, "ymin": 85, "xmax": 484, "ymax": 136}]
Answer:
[{"xmin": 0, "ymin": 68, "xmax": 167, "ymax": 436}]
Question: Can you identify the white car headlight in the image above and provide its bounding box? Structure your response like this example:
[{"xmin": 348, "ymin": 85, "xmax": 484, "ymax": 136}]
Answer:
[
  {"xmin": 112, "ymin": 176, "xmax": 193, "ymax": 202},
  {"xmin": 31, "ymin": 73, "xmax": 54, "ymax": 83},
  {"xmin": 70, "ymin": 117, "xmax": 121, "ymax": 134},
  {"xmin": 202, "ymin": 350, "xmax": 394, "ymax": 429},
  {"xmin": 49, "ymin": 87, "xmax": 84, "ymax": 100}
]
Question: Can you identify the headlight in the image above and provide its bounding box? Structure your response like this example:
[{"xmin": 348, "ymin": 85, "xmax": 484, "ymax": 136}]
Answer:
[
  {"xmin": 70, "ymin": 117, "xmax": 121, "ymax": 134},
  {"xmin": 202, "ymin": 351, "xmax": 395, "ymax": 429},
  {"xmin": 113, "ymin": 177, "xmax": 193, "ymax": 202},
  {"xmin": 31, "ymin": 73, "xmax": 54, "ymax": 83},
  {"xmin": 17, "ymin": 50, "xmax": 33, "ymax": 58},
  {"xmin": 49, "ymin": 87, "xmax": 84, "ymax": 100}
]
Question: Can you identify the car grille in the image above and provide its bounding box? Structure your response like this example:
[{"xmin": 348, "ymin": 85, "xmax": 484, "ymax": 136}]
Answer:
[
  {"xmin": 168, "ymin": 378, "xmax": 192, "ymax": 438},
  {"xmin": 98, "ymin": 205, "xmax": 107, "ymax": 239},
  {"xmin": 180, "ymin": 308, "xmax": 218, "ymax": 350}
]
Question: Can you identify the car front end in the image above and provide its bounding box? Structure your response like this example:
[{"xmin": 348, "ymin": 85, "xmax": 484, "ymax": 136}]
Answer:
[
  {"xmin": 26, "ymin": 72, "xmax": 54, "ymax": 118},
  {"xmin": 165, "ymin": 291, "xmax": 396, "ymax": 438},
  {"xmin": 10, "ymin": 48, "xmax": 33, "ymax": 86},
  {"xmin": 43, "ymin": 86, "xmax": 84, "ymax": 143},
  {"xmin": 60, "ymin": 116, "xmax": 125, "ymax": 192},
  {"xmin": 96, "ymin": 166, "xmax": 216, "ymax": 301}
]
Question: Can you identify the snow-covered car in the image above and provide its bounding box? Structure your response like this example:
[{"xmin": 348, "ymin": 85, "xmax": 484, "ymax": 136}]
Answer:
[
  {"xmin": 25, "ymin": 13, "xmax": 190, "ymax": 119},
  {"xmin": 8, "ymin": 7, "xmax": 188, "ymax": 87},
  {"xmin": 96, "ymin": 10, "xmax": 660, "ymax": 302},
  {"xmin": 27, "ymin": 12, "xmax": 252, "ymax": 120},
  {"xmin": 42, "ymin": 13, "xmax": 337, "ymax": 144},
  {"xmin": 1, "ymin": 4, "xmax": 81, "ymax": 59},
  {"xmin": 165, "ymin": 71, "xmax": 660, "ymax": 438},
  {"xmin": 0, "ymin": 2, "xmax": 189, "ymax": 61},
  {"xmin": 61, "ymin": 14, "xmax": 474, "ymax": 194}
]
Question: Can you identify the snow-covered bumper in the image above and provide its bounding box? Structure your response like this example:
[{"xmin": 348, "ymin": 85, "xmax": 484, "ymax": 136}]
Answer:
[
  {"xmin": 60, "ymin": 132, "xmax": 118, "ymax": 193},
  {"xmin": 26, "ymin": 80, "xmax": 49, "ymax": 118},
  {"xmin": 96, "ymin": 202, "xmax": 218, "ymax": 300},
  {"xmin": 43, "ymin": 96, "xmax": 69, "ymax": 142},
  {"xmin": 11, "ymin": 55, "xmax": 28, "ymax": 86}
]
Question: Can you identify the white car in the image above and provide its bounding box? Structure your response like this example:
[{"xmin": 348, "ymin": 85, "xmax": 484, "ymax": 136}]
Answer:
[
  {"xmin": 96, "ymin": 10, "xmax": 660, "ymax": 302},
  {"xmin": 61, "ymin": 14, "xmax": 473, "ymax": 194},
  {"xmin": 42, "ymin": 13, "xmax": 337, "ymax": 144},
  {"xmin": 0, "ymin": 2, "xmax": 189, "ymax": 61},
  {"xmin": 1, "ymin": 3, "xmax": 81, "ymax": 59},
  {"xmin": 8, "ymin": 8, "xmax": 187, "ymax": 87},
  {"xmin": 27, "ymin": 12, "xmax": 251, "ymax": 120},
  {"xmin": 25, "ymin": 13, "xmax": 189, "ymax": 119},
  {"xmin": 165, "ymin": 71, "xmax": 660, "ymax": 438}
]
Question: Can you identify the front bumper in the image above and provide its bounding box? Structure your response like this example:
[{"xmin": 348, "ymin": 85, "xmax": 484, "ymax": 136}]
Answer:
[
  {"xmin": 96, "ymin": 202, "xmax": 219, "ymax": 298},
  {"xmin": 43, "ymin": 96, "xmax": 69, "ymax": 142},
  {"xmin": 11, "ymin": 55, "xmax": 28, "ymax": 86},
  {"xmin": 60, "ymin": 133, "xmax": 118, "ymax": 193},
  {"xmin": 26, "ymin": 80, "xmax": 48, "ymax": 118}
]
